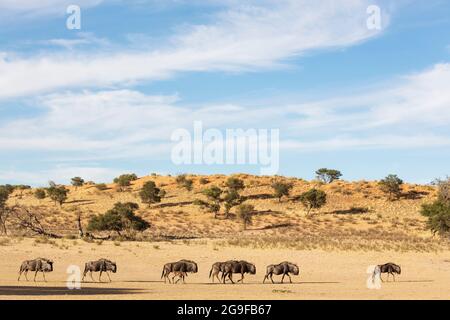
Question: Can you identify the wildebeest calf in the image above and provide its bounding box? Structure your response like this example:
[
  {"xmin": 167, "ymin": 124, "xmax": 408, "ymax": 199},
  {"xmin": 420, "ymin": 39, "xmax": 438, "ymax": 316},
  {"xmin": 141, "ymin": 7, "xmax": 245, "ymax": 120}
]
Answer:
[
  {"xmin": 222, "ymin": 260, "xmax": 256, "ymax": 284},
  {"xmin": 263, "ymin": 262, "xmax": 299, "ymax": 284},
  {"xmin": 376, "ymin": 262, "xmax": 401, "ymax": 282},
  {"xmin": 18, "ymin": 258, "xmax": 54, "ymax": 282},
  {"xmin": 82, "ymin": 258, "xmax": 117, "ymax": 282},
  {"xmin": 161, "ymin": 259, "xmax": 198, "ymax": 284}
]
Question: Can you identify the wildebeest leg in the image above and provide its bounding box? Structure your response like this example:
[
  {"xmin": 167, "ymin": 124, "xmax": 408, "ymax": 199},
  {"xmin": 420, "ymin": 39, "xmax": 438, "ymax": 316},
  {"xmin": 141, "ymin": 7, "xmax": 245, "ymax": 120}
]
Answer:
[
  {"xmin": 24, "ymin": 271, "xmax": 29, "ymax": 281},
  {"xmin": 288, "ymin": 274, "xmax": 292, "ymax": 284},
  {"xmin": 43, "ymin": 272, "xmax": 47, "ymax": 282},
  {"xmin": 34, "ymin": 270, "xmax": 38, "ymax": 282},
  {"xmin": 237, "ymin": 273, "xmax": 244, "ymax": 283},
  {"xmin": 281, "ymin": 274, "xmax": 285, "ymax": 284},
  {"xmin": 215, "ymin": 272, "xmax": 221, "ymax": 283},
  {"xmin": 263, "ymin": 274, "xmax": 267, "ymax": 284},
  {"xmin": 18, "ymin": 270, "xmax": 22, "ymax": 281},
  {"xmin": 106, "ymin": 271, "xmax": 112, "ymax": 282},
  {"xmin": 99, "ymin": 270, "xmax": 103, "ymax": 282},
  {"xmin": 90, "ymin": 271, "xmax": 95, "ymax": 282},
  {"xmin": 392, "ymin": 273, "xmax": 396, "ymax": 282}
]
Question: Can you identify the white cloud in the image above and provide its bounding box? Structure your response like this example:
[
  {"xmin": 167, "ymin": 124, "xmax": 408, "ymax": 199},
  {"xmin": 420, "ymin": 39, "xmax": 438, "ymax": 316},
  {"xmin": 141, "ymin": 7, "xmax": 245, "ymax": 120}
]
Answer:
[
  {"xmin": 0, "ymin": 63, "xmax": 449, "ymax": 163},
  {"xmin": 0, "ymin": 0, "xmax": 386, "ymax": 99}
]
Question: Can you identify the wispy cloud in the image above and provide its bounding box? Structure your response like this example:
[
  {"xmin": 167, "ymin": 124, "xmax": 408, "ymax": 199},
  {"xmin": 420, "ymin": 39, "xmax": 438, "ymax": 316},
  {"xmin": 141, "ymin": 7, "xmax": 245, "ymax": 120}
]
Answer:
[
  {"xmin": 0, "ymin": 0, "xmax": 386, "ymax": 99},
  {"xmin": 1, "ymin": 63, "xmax": 449, "ymax": 162}
]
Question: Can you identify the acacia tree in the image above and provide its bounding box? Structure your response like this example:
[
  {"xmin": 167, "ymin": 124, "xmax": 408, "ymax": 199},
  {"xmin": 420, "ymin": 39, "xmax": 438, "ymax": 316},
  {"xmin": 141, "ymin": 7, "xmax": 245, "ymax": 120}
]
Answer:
[
  {"xmin": 315, "ymin": 168, "xmax": 342, "ymax": 184},
  {"xmin": 421, "ymin": 176, "xmax": 450, "ymax": 237},
  {"xmin": 271, "ymin": 181, "xmax": 293, "ymax": 202},
  {"xmin": 47, "ymin": 185, "xmax": 69, "ymax": 206},
  {"xmin": 71, "ymin": 177, "xmax": 85, "ymax": 189},
  {"xmin": 379, "ymin": 174, "xmax": 403, "ymax": 201},
  {"xmin": 87, "ymin": 202, "xmax": 149, "ymax": 237},
  {"xmin": 194, "ymin": 186, "xmax": 223, "ymax": 218},
  {"xmin": 237, "ymin": 204, "xmax": 254, "ymax": 230},
  {"xmin": 298, "ymin": 188, "xmax": 327, "ymax": 215},
  {"xmin": 139, "ymin": 181, "xmax": 164, "ymax": 207},
  {"xmin": 0, "ymin": 185, "xmax": 13, "ymax": 234}
]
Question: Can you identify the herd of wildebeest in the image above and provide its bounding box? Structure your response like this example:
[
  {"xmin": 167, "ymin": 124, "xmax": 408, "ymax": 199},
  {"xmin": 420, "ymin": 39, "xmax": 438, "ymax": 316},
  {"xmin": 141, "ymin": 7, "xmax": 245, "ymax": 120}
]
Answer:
[{"xmin": 16, "ymin": 257, "xmax": 402, "ymax": 284}]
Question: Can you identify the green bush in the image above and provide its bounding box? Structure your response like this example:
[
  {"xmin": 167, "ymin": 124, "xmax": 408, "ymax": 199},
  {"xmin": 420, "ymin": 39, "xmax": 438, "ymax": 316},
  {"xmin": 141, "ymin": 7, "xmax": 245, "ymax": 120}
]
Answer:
[
  {"xmin": 34, "ymin": 188, "xmax": 47, "ymax": 200},
  {"xmin": 271, "ymin": 181, "xmax": 293, "ymax": 202},
  {"xmin": 139, "ymin": 181, "xmax": 164, "ymax": 206},
  {"xmin": 421, "ymin": 201, "xmax": 450, "ymax": 236},
  {"xmin": 87, "ymin": 202, "xmax": 149, "ymax": 236},
  {"xmin": 113, "ymin": 173, "xmax": 138, "ymax": 191},
  {"xmin": 298, "ymin": 188, "xmax": 327, "ymax": 215},
  {"xmin": 379, "ymin": 174, "xmax": 403, "ymax": 200}
]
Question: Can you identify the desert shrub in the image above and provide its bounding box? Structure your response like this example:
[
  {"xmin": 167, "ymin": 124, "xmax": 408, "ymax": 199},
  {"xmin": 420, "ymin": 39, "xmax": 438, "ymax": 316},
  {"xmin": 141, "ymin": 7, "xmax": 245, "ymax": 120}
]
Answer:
[
  {"xmin": 87, "ymin": 202, "xmax": 149, "ymax": 236},
  {"xmin": 34, "ymin": 188, "xmax": 47, "ymax": 200},
  {"xmin": 176, "ymin": 174, "xmax": 194, "ymax": 191},
  {"xmin": 71, "ymin": 177, "xmax": 85, "ymax": 188},
  {"xmin": 298, "ymin": 188, "xmax": 327, "ymax": 215},
  {"xmin": 315, "ymin": 168, "xmax": 342, "ymax": 184},
  {"xmin": 95, "ymin": 183, "xmax": 108, "ymax": 191},
  {"xmin": 379, "ymin": 174, "xmax": 403, "ymax": 200},
  {"xmin": 139, "ymin": 181, "xmax": 164, "ymax": 206},
  {"xmin": 225, "ymin": 177, "xmax": 245, "ymax": 191},
  {"xmin": 237, "ymin": 204, "xmax": 254, "ymax": 230},
  {"xmin": 199, "ymin": 177, "xmax": 209, "ymax": 185},
  {"xmin": 271, "ymin": 181, "xmax": 293, "ymax": 202}
]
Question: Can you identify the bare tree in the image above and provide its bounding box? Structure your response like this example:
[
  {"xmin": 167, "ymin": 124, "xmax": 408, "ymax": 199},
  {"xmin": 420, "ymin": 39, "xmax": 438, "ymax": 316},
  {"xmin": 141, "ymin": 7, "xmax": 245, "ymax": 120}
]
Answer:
[{"xmin": 11, "ymin": 206, "xmax": 62, "ymax": 238}]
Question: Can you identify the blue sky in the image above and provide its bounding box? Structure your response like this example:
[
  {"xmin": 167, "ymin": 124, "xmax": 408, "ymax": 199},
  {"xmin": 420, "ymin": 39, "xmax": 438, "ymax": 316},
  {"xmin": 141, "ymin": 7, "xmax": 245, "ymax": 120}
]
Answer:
[{"xmin": 0, "ymin": 0, "xmax": 449, "ymax": 186}]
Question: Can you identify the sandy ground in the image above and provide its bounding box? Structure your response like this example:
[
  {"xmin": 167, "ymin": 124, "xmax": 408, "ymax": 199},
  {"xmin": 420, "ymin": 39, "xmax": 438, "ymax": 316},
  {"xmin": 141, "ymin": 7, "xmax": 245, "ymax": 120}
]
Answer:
[{"xmin": 1, "ymin": 238, "xmax": 449, "ymax": 300}]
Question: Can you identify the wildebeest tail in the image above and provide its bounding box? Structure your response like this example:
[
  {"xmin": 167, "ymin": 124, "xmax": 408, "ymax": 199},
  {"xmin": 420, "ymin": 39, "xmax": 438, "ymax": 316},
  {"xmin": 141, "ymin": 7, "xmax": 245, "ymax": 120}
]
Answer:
[{"xmin": 209, "ymin": 268, "xmax": 213, "ymax": 279}]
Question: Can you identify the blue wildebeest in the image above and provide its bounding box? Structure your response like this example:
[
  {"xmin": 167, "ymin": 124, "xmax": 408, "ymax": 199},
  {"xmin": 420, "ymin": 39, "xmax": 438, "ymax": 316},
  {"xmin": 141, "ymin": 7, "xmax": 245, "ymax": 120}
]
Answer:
[
  {"xmin": 18, "ymin": 258, "xmax": 54, "ymax": 282},
  {"xmin": 263, "ymin": 262, "xmax": 299, "ymax": 284},
  {"xmin": 221, "ymin": 260, "xmax": 256, "ymax": 284},
  {"xmin": 376, "ymin": 262, "xmax": 401, "ymax": 282},
  {"xmin": 82, "ymin": 258, "xmax": 117, "ymax": 282},
  {"xmin": 161, "ymin": 259, "xmax": 198, "ymax": 284}
]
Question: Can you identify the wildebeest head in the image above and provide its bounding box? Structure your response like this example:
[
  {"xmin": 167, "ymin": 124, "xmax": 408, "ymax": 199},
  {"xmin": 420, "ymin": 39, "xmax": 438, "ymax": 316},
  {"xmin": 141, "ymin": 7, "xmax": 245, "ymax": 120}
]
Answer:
[
  {"xmin": 246, "ymin": 262, "xmax": 256, "ymax": 274},
  {"xmin": 40, "ymin": 259, "xmax": 54, "ymax": 272},
  {"xmin": 107, "ymin": 261, "xmax": 117, "ymax": 273},
  {"xmin": 289, "ymin": 263, "xmax": 299, "ymax": 275},
  {"xmin": 394, "ymin": 265, "xmax": 401, "ymax": 274}
]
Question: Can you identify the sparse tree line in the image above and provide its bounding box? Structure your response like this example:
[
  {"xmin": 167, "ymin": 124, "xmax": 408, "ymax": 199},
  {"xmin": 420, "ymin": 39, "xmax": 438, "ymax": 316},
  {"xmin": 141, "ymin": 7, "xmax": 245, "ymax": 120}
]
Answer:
[{"xmin": 0, "ymin": 170, "xmax": 449, "ymax": 238}]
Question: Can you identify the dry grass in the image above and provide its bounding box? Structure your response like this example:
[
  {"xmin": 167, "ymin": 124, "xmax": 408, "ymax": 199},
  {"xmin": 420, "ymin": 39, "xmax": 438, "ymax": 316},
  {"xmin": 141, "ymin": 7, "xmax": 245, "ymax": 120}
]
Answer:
[{"xmin": 3, "ymin": 174, "xmax": 445, "ymax": 252}]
